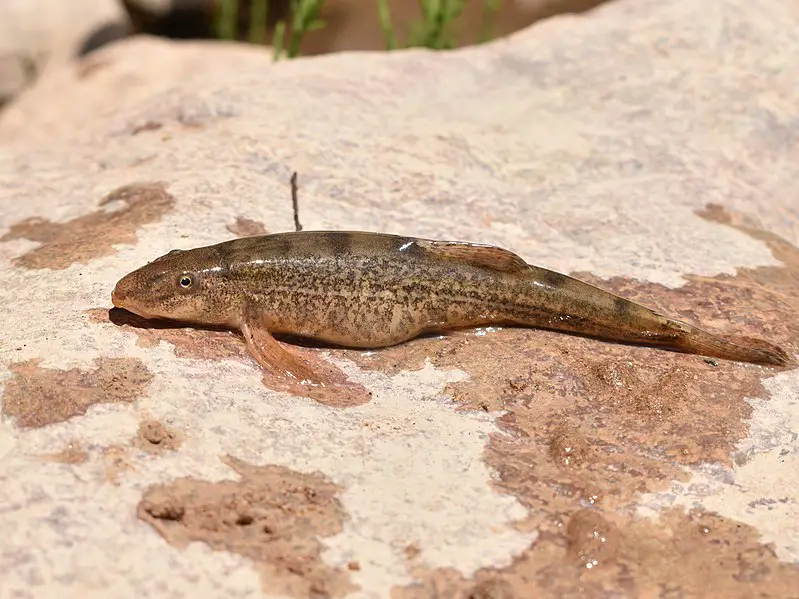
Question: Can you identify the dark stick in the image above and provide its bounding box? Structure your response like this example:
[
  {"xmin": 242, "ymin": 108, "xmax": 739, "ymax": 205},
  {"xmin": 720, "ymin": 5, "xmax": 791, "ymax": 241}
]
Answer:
[{"xmin": 290, "ymin": 171, "xmax": 302, "ymax": 232}]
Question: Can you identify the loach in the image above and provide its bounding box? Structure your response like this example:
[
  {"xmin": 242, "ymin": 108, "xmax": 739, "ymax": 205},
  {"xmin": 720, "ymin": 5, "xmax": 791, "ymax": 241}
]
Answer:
[{"xmin": 111, "ymin": 231, "xmax": 793, "ymax": 383}]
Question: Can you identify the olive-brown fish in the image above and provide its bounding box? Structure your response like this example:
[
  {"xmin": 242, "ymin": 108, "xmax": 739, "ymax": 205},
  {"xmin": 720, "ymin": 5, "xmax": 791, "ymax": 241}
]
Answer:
[{"xmin": 110, "ymin": 231, "xmax": 792, "ymax": 381}]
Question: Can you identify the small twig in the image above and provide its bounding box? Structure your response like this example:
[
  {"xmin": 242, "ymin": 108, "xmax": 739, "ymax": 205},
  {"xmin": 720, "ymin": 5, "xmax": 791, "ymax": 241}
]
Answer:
[{"xmin": 290, "ymin": 172, "xmax": 302, "ymax": 232}]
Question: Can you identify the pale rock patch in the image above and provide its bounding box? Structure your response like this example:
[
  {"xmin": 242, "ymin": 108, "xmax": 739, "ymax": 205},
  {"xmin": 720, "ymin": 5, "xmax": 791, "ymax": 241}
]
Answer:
[
  {"xmin": 0, "ymin": 331, "xmax": 534, "ymax": 597},
  {"xmin": 0, "ymin": 35, "xmax": 271, "ymax": 144},
  {"xmin": 637, "ymin": 365, "xmax": 799, "ymax": 563},
  {"xmin": 0, "ymin": 0, "xmax": 130, "ymax": 105}
]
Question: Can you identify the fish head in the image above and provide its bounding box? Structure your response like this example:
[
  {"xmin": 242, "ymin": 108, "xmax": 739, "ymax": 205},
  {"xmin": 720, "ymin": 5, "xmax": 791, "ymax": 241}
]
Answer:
[{"xmin": 111, "ymin": 246, "xmax": 240, "ymax": 327}]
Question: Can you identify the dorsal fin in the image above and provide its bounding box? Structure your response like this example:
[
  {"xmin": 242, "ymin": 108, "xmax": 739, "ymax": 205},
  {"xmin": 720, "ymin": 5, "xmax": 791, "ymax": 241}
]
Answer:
[{"xmin": 416, "ymin": 239, "xmax": 530, "ymax": 275}]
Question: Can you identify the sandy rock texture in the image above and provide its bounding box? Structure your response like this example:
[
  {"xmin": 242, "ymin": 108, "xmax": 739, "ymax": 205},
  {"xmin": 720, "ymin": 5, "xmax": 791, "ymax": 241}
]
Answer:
[
  {"xmin": 0, "ymin": 0, "xmax": 130, "ymax": 105},
  {"xmin": 0, "ymin": 36, "xmax": 272, "ymax": 144},
  {"xmin": 1, "ymin": 0, "xmax": 798, "ymax": 598}
]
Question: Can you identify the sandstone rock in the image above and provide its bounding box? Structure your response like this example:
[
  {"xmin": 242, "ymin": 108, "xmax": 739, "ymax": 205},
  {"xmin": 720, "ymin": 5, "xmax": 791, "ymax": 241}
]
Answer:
[
  {"xmin": 0, "ymin": 0, "xmax": 797, "ymax": 597},
  {"xmin": 0, "ymin": 0, "xmax": 131, "ymax": 106},
  {"xmin": 0, "ymin": 52, "xmax": 31, "ymax": 107},
  {"xmin": 0, "ymin": 35, "xmax": 272, "ymax": 144}
]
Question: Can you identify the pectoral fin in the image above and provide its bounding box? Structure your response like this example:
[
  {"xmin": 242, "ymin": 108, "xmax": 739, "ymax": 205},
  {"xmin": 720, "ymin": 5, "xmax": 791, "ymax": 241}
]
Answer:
[
  {"xmin": 241, "ymin": 319, "xmax": 321, "ymax": 384},
  {"xmin": 416, "ymin": 239, "xmax": 530, "ymax": 275},
  {"xmin": 240, "ymin": 316, "xmax": 374, "ymax": 406}
]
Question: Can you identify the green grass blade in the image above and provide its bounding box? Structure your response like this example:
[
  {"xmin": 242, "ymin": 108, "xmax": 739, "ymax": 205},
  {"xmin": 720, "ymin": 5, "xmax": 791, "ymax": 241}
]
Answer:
[
  {"xmin": 248, "ymin": 0, "xmax": 269, "ymax": 44},
  {"xmin": 214, "ymin": 0, "xmax": 239, "ymax": 40},
  {"xmin": 286, "ymin": 0, "xmax": 326, "ymax": 58},
  {"xmin": 272, "ymin": 20, "xmax": 286, "ymax": 60},
  {"xmin": 376, "ymin": 0, "xmax": 397, "ymax": 50},
  {"xmin": 408, "ymin": 0, "xmax": 468, "ymax": 49}
]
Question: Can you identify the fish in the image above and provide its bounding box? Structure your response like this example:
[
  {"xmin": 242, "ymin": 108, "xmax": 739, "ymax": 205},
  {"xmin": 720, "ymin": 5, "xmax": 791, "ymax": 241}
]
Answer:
[{"xmin": 110, "ymin": 231, "xmax": 793, "ymax": 382}]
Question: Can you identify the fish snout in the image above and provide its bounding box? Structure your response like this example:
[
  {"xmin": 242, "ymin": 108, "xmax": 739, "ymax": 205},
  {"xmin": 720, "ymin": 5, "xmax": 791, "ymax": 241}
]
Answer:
[
  {"xmin": 111, "ymin": 281, "xmax": 127, "ymax": 308},
  {"xmin": 111, "ymin": 284, "xmax": 123, "ymax": 307},
  {"xmin": 111, "ymin": 273, "xmax": 137, "ymax": 309}
]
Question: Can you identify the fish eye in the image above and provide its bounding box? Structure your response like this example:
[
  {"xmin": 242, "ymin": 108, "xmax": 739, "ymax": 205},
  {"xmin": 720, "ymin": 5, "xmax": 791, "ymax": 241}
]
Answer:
[{"xmin": 179, "ymin": 275, "xmax": 193, "ymax": 288}]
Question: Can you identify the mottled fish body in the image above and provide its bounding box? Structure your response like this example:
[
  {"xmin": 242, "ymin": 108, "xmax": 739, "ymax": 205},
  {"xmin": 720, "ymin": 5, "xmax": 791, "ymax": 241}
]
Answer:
[{"xmin": 111, "ymin": 231, "xmax": 791, "ymax": 379}]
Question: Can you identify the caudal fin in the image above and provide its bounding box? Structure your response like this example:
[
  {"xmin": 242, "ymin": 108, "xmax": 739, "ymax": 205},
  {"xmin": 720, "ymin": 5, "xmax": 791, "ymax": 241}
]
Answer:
[
  {"xmin": 509, "ymin": 266, "xmax": 793, "ymax": 367},
  {"xmin": 656, "ymin": 319, "xmax": 793, "ymax": 367}
]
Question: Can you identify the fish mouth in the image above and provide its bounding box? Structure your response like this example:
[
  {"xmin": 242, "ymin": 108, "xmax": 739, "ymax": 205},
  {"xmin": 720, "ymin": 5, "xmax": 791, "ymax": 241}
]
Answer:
[
  {"xmin": 111, "ymin": 300, "xmax": 162, "ymax": 322},
  {"xmin": 111, "ymin": 282, "xmax": 157, "ymax": 320},
  {"xmin": 111, "ymin": 282, "xmax": 133, "ymax": 311},
  {"xmin": 110, "ymin": 285, "xmax": 124, "ymax": 309}
]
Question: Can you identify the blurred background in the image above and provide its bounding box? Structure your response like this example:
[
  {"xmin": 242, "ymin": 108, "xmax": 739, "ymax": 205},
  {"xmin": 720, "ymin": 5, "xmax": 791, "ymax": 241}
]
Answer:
[
  {"xmin": 0, "ymin": 0, "xmax": 609, "ymax": 112},
  {"xmin": 140, "ymin": 0, "xmax": 607, "ymax": 55}
]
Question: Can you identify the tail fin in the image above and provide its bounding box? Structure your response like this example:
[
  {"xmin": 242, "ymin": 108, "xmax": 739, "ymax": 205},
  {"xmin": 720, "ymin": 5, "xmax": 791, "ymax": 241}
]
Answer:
[
  {"xmin": 509, "ymin": 265, "xmax": 792, "ymax": 367},
  {"xmin": 652, "ymin": 318, "xmax": 793, "ymax": 367}
]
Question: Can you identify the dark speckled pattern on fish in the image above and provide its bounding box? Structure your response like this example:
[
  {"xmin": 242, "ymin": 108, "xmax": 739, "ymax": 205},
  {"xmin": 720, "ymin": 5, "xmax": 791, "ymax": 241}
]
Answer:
[
  {"xmin": 111, "ymin": 231, "xmax": 792, "ymax": 367},
  {"xmin": 219, "ymin": 231, "xmax": 514, "ymax": 346}
]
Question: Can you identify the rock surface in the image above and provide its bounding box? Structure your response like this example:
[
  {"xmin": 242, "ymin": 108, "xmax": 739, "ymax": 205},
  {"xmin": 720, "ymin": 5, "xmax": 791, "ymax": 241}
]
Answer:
[
  {"xmin": 0, "ymin": 0, "xmax": 130, "ymax": 106},
  {"xmin": 1, "ymin": 0, "xmax": 798, "ymax": 598},
  {"xmin": 0, "ymin": 36, "xmax": 272, "ymax": 144}
]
